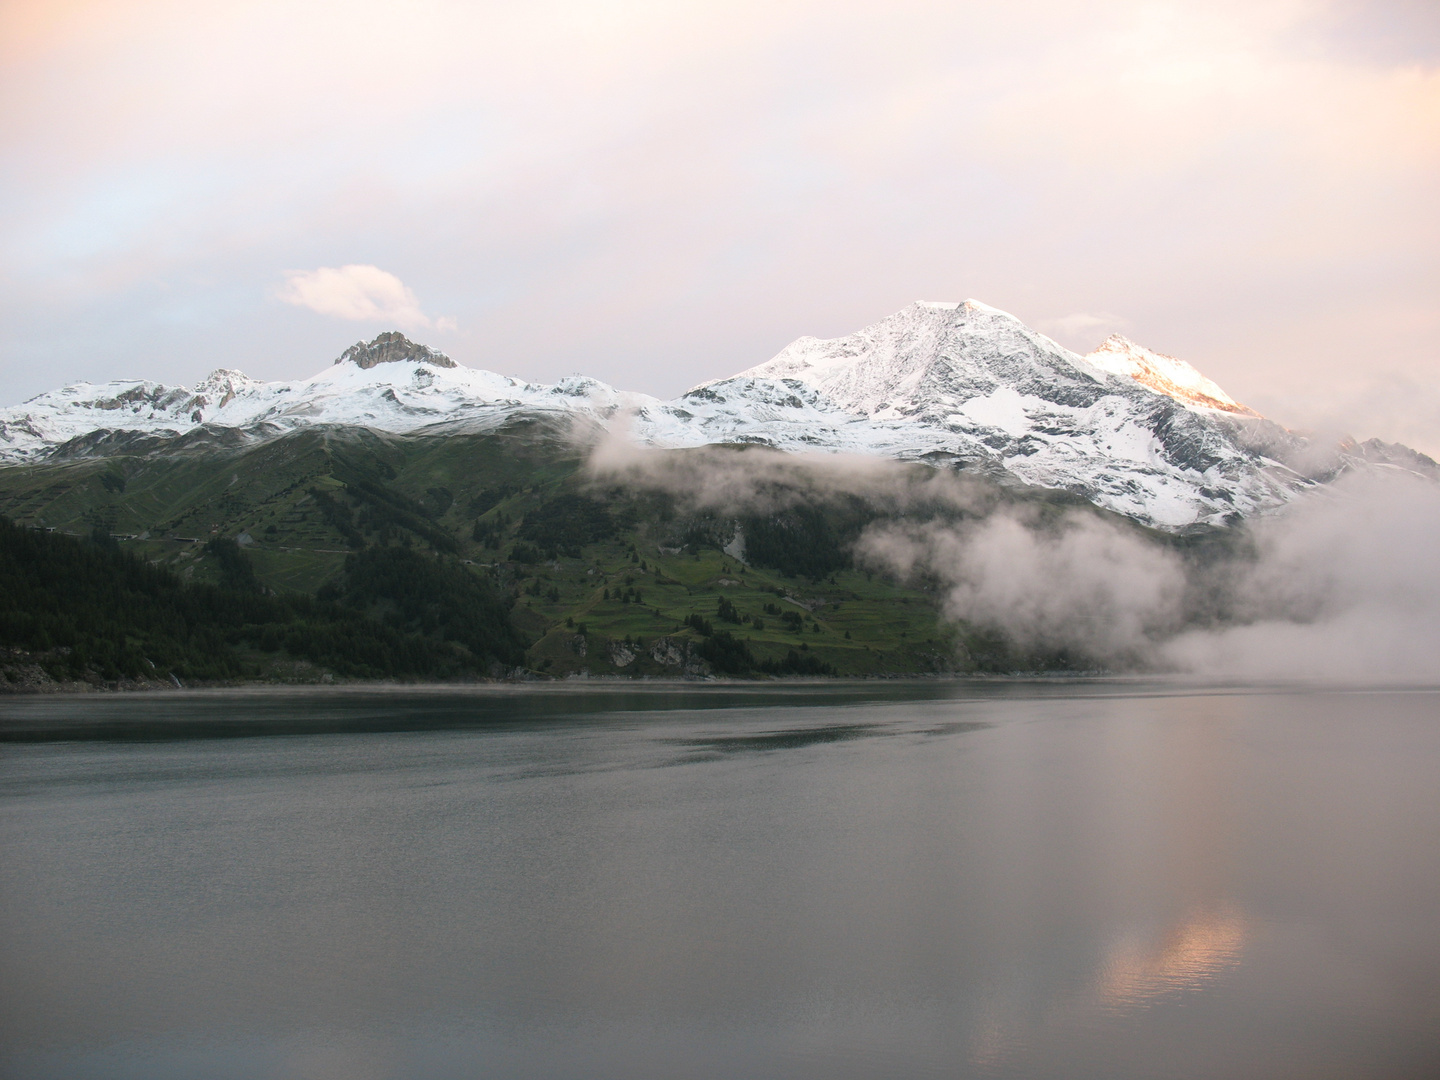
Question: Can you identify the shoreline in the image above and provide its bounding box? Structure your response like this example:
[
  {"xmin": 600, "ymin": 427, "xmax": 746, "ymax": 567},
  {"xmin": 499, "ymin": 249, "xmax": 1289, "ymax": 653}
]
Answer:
[
  {"xmin": 4, "ymin": 672, "xmax": 1436, "ymax": 702},
  {"xmin": 5, "ymin": 678, "xmax": 1435, "ymax": 745},
  {"xmin": 0, "ymin": 668, "xmax": 1123, "ymax": 697}
]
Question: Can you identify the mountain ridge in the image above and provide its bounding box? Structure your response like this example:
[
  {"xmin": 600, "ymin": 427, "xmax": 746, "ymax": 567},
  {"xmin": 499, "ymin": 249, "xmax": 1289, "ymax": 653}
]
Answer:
[{"xmin": 3, "ymin": 302, "xmax": 1433, "ymax": 531}]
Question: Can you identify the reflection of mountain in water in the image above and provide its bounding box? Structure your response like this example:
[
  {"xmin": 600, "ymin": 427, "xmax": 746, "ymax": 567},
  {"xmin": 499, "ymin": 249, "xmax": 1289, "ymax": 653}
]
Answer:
[
  {"xmin": 1096, "ymin": 701, "xmax": 1251, "ymax": 1011},
  {"xmin": 966, "ymin": 694, "xmax": 1253, "ymax": 1070}
]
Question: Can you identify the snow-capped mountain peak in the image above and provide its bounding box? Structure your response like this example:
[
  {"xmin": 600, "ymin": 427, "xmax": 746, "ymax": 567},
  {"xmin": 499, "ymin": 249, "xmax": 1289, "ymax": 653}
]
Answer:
[
  {"xmin": 0, "ymin": 332, "xmax": 663, "ymax": 464},
  {"xmin": 731, "ymin": 299, "xmax": 1105, "ymax": 420},
  {"xmin": 633, "ymin": 300, "xmax": 1434, "ymax": 528},
  {"xmin": 1085, "ymin": 334, "xmax": 1256, "ymax": 416},
  {"xmin": 190, "ymin": 369, "xmax": 265, "ymax": 406},
  {"xmin": 3, "ymin": 313, "xmax": 1432, "ymax": 531}
]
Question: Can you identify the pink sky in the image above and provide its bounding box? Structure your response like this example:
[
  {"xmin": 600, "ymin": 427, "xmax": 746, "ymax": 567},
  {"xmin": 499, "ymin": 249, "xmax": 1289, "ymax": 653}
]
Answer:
[{"xmin": 2, "ymin": 0, "xmax": 1437, "ymax": 452}]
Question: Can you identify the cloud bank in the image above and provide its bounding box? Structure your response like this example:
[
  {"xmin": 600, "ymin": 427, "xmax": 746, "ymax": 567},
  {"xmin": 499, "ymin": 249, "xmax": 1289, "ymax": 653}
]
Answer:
[
  {"xmin": 1158, "ymin": 470, "xmax": 1440, "ymax": 682},
  {"xmin": 586, "ymin": 435, "xmax": 998, "ymax": 517},
  {"xmin": 857, "ymin": 470, "xmax": 1440, "ymax": 682},
  {"xmin": 856, "ymin": 511, "xmax": 1185, "ymax": 665}
]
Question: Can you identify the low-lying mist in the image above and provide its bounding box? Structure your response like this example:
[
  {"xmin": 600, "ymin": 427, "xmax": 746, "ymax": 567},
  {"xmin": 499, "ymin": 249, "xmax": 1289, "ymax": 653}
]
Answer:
[
  {"xmin": 860, "ymin": 471, "xmax": 1440, "ymax": 682},
  {"xmin": 588, "ymin": 434, "xmax": 1440, "ymax": 683},
  {"xmin": 855, "ymin": 510, "xmax": 1186, "ymax": 667},
  {"xmin": 1157, "ymin": 470, "xmax": 1440, "ymax": 682},
  {"xmin": 586, "ymin": 434, "xmax": 1001, "ymax": 517}
]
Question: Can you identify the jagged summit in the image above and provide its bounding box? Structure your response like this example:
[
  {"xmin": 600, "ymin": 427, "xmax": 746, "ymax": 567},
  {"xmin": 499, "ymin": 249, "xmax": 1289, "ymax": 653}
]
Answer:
[
  {"xmin": 337, "ymin": 331, "xmax": 457, "ymax": 370},
  {"xmin": 1085, "ymin": 334, "xmax": 1256, "ymax": 416}
]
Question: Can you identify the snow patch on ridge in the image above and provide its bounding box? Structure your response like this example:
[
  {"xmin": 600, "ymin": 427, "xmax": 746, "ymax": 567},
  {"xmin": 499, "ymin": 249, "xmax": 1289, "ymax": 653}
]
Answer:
[{"xmin": 956, "ymin": 387, "xmax": 1034, "ymax": 436}]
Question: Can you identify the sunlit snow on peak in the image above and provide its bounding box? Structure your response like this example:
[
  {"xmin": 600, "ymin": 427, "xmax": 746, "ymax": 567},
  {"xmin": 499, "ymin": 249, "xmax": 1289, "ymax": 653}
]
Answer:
[{"xmin": 1086, "ymin": 335, "xmax": 1257, "ymax": 416}]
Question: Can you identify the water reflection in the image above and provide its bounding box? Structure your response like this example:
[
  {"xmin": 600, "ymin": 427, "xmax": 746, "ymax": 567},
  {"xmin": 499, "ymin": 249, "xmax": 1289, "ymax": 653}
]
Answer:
[
  {"xmin": 1098, "ymin": 905, "xmax": 1249, "ymax": 1009},
  {"xmin": 668, "ymin": 723, "xmax": 879, "ymax": 754},
  {"xmin": 0, "ymin": 682, "xmax": 962, "ymax": 743},
  {"xmin": 962, "ymin": 691, "xmax": 1258, "ymax": 1071},
  {"xmin": 1097, "ymin": 694, "xmax": 1250, "ymax": 1010}
]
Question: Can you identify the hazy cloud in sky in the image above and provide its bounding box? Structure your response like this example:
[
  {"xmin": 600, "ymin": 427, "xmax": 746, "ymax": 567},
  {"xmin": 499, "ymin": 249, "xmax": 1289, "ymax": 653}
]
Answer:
[
  {"xmin": 1039, "ymin": 312, "xmax": 1133, "ymax": 352},
  {"xmin": 0, "ymin": 0, "xmax": 1435, "ymax": 453}
]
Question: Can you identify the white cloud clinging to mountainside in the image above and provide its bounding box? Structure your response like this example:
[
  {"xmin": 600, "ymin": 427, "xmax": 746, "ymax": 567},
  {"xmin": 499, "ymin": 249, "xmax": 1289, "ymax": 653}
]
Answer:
[
  {"xmin": 585, "ymin": 434, "xmax": 1440, "ymax": 682},
  {"xmin": 857, "ymin": 470, "xmax": 1440, "ymax": 682}
]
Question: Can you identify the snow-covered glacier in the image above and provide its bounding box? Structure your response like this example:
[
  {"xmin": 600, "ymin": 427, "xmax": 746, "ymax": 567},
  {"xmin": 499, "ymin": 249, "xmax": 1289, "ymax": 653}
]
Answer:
[{"xmin": 2, "ymin": 308, "xmax": 1432, "ymax": 530}]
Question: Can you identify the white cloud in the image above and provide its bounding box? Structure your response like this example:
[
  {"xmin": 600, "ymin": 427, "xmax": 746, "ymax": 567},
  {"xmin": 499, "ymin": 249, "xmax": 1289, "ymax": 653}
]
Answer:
[
  {"xmin": 276, "ymin": 265, "xmax": 440, "ymax": 330},
  {"xmin": 857, "ymin": 509, "xmax": 1186, "ymax": 665}
]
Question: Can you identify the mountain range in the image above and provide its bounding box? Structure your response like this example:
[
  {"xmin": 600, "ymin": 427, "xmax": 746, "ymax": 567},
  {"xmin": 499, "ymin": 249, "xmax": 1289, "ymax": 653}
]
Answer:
[{"xmin": 3, "ymin": 300, "xmax": 1433, "ymax": 530}]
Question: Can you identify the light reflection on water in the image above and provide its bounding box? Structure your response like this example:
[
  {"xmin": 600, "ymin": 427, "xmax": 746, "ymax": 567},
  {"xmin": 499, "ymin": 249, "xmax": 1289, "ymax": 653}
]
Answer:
[
  {"xmin": 1, "ymin": 682, "xmax": 1438, "ymax": 1079},
  {"xmin": 1097, "ymin": 905, "xmax": 1250, "ymax": 1009}
]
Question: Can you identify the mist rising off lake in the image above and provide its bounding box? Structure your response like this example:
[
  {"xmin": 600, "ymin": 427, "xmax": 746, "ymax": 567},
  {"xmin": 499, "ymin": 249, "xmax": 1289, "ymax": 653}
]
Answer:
[{"xmin": 2, "ymin": 683, "xmax": 1438, "ymax": 1079}]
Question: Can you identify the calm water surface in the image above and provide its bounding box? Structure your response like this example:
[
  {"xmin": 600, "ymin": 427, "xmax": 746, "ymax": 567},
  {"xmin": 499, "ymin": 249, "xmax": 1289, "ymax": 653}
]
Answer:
[{"xmin": 1, "ymin": 681, "xmax": 1438, "ymax": 1079}]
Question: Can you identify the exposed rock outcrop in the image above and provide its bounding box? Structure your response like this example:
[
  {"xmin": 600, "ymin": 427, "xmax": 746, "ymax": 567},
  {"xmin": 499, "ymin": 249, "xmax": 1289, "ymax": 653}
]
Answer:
[{"xmin": 337, "ymin": 331, "xmax": 457, "ymax": 370}]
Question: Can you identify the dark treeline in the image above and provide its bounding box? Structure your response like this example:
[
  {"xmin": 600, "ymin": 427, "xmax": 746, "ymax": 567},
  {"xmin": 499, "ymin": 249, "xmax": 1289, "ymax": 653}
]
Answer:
[
  {"xmin": 310, "ymin": 476, "xmax": 461, "ymax": 554},
  {"xmin": 333, "ymin": 545, "xmax": 526, "ymax": 669},
  {"xmin": 341, "ymin": 475, "xmax": 460, "ymax": 553},
  {"xmin": 516, "ymin": 493, "xmax": 624, "ymax": 559},
  {"xmin": 741, "ymin": 504, "xmax": 856, "ymax": 580},
  {"xmin": 0, "ymin": 519, "xmax": 525, "ymax": 684},
  {"xmin": 691, "ymin": 629, "xmax": 835, "ymax": 677},
  {"xmin": 671, "ymin": 499, "xmax": 871, "ymax": 582}
]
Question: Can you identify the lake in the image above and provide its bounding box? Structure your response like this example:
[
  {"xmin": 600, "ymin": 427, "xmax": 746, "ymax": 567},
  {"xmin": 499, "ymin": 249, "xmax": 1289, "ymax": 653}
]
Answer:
[{"xmin": 1, "ymin": 681, "xmax": 1438, "ymax": 1079}]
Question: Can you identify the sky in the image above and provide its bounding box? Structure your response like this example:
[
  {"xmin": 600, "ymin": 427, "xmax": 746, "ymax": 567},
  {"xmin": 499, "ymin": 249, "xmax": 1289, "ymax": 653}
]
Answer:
[{"xmin": 2, "ymin": 0, "xmax": 1437, "ymax": 454}]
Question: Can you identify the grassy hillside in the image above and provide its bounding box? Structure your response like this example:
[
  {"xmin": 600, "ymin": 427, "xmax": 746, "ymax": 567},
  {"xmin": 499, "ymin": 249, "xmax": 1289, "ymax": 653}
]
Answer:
[{"xmin": 0, "ymin": 420, "xmax": 1124, "ymax": 680}]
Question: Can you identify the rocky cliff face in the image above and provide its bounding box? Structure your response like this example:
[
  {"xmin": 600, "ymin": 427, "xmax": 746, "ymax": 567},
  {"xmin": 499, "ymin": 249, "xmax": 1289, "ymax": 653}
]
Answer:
[{"xmin": 336, "ymin": 331, "xmax": 457, "ymax": 370}]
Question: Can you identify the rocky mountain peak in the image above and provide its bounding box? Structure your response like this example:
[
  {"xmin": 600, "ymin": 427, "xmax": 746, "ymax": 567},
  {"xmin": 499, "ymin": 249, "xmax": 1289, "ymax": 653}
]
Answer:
[{"xmin": 336, "ymin": 331, "xmax": 456, "ymax": 370}]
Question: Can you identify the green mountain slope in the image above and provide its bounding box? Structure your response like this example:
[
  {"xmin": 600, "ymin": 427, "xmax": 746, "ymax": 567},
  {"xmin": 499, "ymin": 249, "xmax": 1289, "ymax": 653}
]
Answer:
[{"xmin": 0, "ymin": 420, "xmax": 1151, "ymax": 681}]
